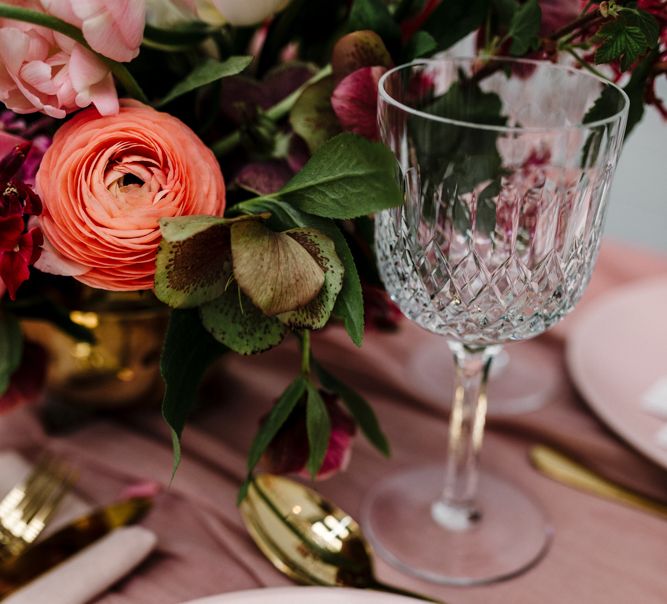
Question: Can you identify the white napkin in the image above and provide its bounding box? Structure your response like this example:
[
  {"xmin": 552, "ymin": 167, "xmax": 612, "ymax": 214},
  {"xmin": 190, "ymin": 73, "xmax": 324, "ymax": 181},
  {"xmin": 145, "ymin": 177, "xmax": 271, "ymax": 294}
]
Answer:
[{"xmin": 0, "ymin": 451, "xmax": 157, "ymax": 604}]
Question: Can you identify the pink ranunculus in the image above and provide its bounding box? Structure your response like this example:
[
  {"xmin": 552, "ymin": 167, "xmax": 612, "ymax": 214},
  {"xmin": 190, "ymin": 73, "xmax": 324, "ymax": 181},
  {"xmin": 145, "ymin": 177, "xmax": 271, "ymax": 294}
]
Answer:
[
  {"xmin": 263, "ymin": 390, "xmax": 356, "ymax": 480},
  {"xmin": 0, "ymin": 9, "xmax": 118, "ymax": 118},
  {"xmin": 41, "ymin": 0, "xmax": 146, "ymax": 63},
  {"xmin": 331, "ymin": 66, "xmax": 387, "ymax": 141},
  {"xmin": 35, "ymin": 101, "xmax": 226, "ymax": 291}
]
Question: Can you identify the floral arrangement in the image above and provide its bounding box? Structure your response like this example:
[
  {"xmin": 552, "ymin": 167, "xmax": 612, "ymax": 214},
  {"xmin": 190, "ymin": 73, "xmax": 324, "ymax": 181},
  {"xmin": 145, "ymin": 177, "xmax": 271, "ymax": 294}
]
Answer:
[{"xmin": 0, "ymin": 0, "xmax": 664, "ymax": 495}]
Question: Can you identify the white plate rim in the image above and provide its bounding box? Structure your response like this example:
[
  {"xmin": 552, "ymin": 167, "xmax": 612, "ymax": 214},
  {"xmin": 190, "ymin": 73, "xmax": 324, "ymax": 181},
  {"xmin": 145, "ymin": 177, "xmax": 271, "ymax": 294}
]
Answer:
[{"xmin": 565, "ymin": 275, "xmax": 667, "ymax": 469}]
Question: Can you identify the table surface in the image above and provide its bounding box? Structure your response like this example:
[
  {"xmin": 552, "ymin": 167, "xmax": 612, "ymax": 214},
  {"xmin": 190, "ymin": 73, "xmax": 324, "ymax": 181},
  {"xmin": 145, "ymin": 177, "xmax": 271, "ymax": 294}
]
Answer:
[{"xmin": 2, "ymin": 240, "xmax": 667, "ymax": 604}]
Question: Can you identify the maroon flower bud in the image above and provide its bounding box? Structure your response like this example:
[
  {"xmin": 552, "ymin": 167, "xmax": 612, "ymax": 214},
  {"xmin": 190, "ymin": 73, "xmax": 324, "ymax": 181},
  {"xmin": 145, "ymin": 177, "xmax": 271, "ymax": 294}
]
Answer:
[
  {"xmin": 331, "ymin": 66, "xmax": 388, "ymax": 140},
  {"xmin": 263, "ymin": 390, "xmax": 356, "ymax": 480}
]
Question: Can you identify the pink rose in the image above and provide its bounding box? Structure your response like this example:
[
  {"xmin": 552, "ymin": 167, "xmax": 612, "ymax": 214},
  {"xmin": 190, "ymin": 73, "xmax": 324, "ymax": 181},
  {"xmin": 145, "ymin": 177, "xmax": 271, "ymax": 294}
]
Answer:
[
  {"xmin": 0, "ymin": 5, "xmax": 118, "ymax": 118},
  {"xmin": 331, "ymin": 66, "xmax": 387, "ymax": 141},
  {"xmin": 35, "ymin": 101, "xmax": 226, "ymax": 291},
  {"xmin": 41, "ymin": 0, "xmax": 146, "ymax": 63}
]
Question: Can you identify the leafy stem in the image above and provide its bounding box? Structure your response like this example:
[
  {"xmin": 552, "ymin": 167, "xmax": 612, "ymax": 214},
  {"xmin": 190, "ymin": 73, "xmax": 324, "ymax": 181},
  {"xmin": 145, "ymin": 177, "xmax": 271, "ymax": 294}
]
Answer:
[
  {"xmin": 565, "ymin": 48, "xmax": 611, "ymax": 80},
  {"xmin": 300, "ymin": 330, "xmax": 311, "ymax": 376},
  {"xmin": 210, "ymin": 64, "xmax": 332, "ymax": 157},
  {"xmin": 0, "ymin": 3, "xmax": 148, "ymax": 103}
]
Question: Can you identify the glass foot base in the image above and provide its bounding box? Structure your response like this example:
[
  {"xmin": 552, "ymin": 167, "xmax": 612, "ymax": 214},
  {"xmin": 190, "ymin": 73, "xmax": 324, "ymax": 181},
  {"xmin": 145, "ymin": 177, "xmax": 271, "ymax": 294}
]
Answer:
[
  {"xmin": 408, "ymin": 342, "xmax": 561, "ymax": 416},
  {"xmin": 361, "ymin": 466, "xmax": 553, "ymax": 586}
]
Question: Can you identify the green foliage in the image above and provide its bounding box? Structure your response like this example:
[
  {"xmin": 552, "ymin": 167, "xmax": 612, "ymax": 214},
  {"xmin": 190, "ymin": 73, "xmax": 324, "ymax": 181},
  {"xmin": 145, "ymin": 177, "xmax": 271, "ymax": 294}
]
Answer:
[
  {"xmin": 508, "ymin": 0, "xmax": 541, "ymax": 56},
  {"xmin": 157, "ymin": 56, "xmax": 253, "ymax": 106},
  {"xmin": 475, "ymin": 179, "xmax": 501, "ymax": 235},
  {"xmin": 289, "ymin": 77, "xmax": 341, "ymax": 153},
  {"xmin": 0, "ymin": 314, "xmax": 22, "ymax": 396},
  {"xmin": 161, "ymin": 309, "xmax": 227, "ymax": 473},
  {"xmin": 594, "ymin": 9, "xmax": 660, "ymax": 71},
  {"xmin": 315, "ymin": 361, "xmax": 389, "ymax": 456},
  {"xmin": 154, "ymin": 216, "xmax": 231, "ymax": 309},
  {"xmin": 422, "ymin": 0, "xmax": 489, "ymax": 51},
  {"xmin": 305, "ymin": 382, "xmax": 331, "ymax": 477},
  {"xmin": 403, "ymin": 31, "xmax": 437, "ymax": 60},
  {"xmin": 623, "ymin": 49, "xmax": 658, "ymax": 137},
  {"xmin": 200, "ymin": 285, "xmax": 287, "ymax": 355},
  {"xmin": 348, "ymin": 0, "xmax": 401, "ymax": 48},
  {"xmin": 277, "ymin": 133, "xmax": 404, "ymax": 219}
]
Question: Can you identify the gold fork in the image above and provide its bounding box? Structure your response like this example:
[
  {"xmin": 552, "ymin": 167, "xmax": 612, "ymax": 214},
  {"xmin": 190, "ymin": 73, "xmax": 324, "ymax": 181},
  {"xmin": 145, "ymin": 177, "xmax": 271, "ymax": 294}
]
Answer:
[{"xmin": 0, "ymin": 457, "xmax": 75, "ymax": 561}]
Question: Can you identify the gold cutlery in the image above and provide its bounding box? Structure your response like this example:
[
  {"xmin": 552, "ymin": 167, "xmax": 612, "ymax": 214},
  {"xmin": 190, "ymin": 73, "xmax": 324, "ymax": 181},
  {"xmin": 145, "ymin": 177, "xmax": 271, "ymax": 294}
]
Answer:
[
  {"xmin": 240, "ymin": 474, "xmax": 445, "ymax": 603},
  {"xmin": 0, "ymin": 457, "xmax": 74, "ymax": 561},
  {"xmin": 530, "ymin": 445, "xmax": 667, "ymax": 520},
  {"xmin": 0, "ymin": 496, "xmax": 153, "ymax": 598}
]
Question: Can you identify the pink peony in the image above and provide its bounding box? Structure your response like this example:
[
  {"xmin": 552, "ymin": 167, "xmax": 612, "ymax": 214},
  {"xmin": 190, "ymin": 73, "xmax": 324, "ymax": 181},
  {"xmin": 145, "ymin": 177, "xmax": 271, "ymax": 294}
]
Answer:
[
  {"xmin": 331, "ymin": 66, "xmax": 387, "ymax": 141},
  {"xmin": 41, "ymin": 0, "xmax": 146, "ymax": 63},
  {"xmin": 0, "ymin": 2, "xmax": 119, "ymax": 118},
  {"xmin": 35, "ymin": 101, "xmax": 226, "ymax": 291}
]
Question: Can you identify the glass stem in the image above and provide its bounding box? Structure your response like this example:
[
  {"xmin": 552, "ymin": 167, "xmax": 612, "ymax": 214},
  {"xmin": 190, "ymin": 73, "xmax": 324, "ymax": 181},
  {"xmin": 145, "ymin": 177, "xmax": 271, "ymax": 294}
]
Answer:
[{"xmin": 431, "ymin": 342, "xmax": 500, "ymax": 531}]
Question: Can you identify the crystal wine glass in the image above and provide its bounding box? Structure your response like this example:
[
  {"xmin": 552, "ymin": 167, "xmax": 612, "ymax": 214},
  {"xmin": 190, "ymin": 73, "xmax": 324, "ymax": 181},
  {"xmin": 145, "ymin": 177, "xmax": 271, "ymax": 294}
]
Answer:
[{"xmin": 364, "ymin": 57, "xmax": 628, "ymax": 585}]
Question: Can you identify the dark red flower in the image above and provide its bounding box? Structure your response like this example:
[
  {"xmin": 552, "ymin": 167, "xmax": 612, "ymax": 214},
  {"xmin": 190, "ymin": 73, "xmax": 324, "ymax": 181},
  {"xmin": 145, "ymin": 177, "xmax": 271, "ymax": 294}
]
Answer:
[
  {"xmin": 331, "ymin": 66, "xmax": 388, "ymax": 140},
  {"xmin": 0, "ymin": 143, "xmax": 43, "ymax": 300},
  {"xmin": 0, "ymin": 340, "xmax": 48, "ymax": 413},
  {"xmin": 263, "ymin": 390, "xmax": 356, "ymax": 480},
  {"xmin": 363, "ymin": 284, "xmax": 402, "ymax": 332}
]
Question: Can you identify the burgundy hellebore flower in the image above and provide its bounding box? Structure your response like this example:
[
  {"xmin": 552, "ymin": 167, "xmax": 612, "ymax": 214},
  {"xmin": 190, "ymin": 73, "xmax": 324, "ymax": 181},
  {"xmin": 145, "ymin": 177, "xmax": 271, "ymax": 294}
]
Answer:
[
  {"xmin": 331, "ymin": 66, "xmax": 388, "ymax": 140},
  {"xmin": 0, "ymin": 143, "xmax": 43, "ymax": 300},
  {"xmin": 263, "ymin": 390, "xmax": 356, "ymax": 480},
  {"xmin": 363, "ymin": 284, "xmax": 402, "ymax": 332}
]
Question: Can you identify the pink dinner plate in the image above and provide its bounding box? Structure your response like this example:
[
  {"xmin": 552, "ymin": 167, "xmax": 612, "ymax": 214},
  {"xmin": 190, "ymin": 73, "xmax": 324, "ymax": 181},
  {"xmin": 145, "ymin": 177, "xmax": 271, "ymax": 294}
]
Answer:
[
  {"xmin": 183, "ymin": 587, "xmax": 422, "ymax": 604},
  {"xmin": 566, "ymin": 276, "xmax": 667, "ymax": 469}
]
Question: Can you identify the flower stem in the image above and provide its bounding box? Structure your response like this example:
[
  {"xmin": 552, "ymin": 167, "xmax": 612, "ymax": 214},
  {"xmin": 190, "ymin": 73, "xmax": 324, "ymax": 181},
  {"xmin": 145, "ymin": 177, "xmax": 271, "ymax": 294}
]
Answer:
[
  {"xmin": 300, "ymin": 330, "xmax": 311, "ymax": 376},
  {"xmin": 210, "ymin": 64, "xmax": 332, "ymax": 157},
  {"xmin": 566, "ymin": 48, "xmax": 610, "ymax": 80},
  {"xmin": 0, "ymin": 3, "xmax": 148, "ymax": 104}
]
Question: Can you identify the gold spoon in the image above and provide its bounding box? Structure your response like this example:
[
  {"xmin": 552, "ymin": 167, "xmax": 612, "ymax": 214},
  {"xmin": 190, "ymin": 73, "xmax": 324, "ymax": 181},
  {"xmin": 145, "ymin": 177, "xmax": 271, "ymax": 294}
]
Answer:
[{"xmin": 240, "ymin": 474, "xmax": 445, "ymax": 603}]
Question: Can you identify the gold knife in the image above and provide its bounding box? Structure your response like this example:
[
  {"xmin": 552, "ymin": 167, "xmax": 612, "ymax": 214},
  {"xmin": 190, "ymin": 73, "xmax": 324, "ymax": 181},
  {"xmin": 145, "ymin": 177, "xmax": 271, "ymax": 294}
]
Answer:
[
  {"xmin": 530, "ymin": 445, "xmax": 667, "ymax": 520},
  {"xmin": 0, "ymin": 496, "xmax": 152, "ymax": 597}
]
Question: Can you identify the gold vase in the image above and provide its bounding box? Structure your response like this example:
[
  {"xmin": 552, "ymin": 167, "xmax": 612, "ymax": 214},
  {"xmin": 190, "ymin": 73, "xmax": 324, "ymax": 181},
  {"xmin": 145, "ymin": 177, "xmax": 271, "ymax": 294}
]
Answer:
[{"xmin": 22, "ymin": 296, "xmax": 168, "ymax": 409}]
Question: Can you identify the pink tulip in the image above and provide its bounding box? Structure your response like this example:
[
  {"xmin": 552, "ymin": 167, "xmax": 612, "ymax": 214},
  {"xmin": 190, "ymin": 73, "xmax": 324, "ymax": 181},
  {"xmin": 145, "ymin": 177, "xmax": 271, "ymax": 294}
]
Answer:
[
  {"xmin": 331, "ymin": 66, "xmax": 387, "ymax": 141},
  {"xmin": 40, "ymin": 0, "xmax": 145, "ymax": 63},
  {"xmin": 0, "ymin": 15, "xmax": 118, "ymax": 118}
]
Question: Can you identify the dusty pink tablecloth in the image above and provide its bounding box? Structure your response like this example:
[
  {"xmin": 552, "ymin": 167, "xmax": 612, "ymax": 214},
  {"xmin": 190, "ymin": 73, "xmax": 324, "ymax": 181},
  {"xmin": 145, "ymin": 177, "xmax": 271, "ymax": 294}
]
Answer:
[{"xmin": 2, "ymin": 240, "xmax": 667, "ymax": 604}]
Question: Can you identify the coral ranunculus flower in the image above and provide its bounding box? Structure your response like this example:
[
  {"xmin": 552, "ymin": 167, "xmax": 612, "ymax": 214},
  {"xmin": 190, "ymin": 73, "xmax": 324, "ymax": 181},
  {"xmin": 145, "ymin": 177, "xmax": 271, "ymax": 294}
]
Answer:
[{"xmin": 35, "ymin": 101, "xmax": 226, "ymax": 291}]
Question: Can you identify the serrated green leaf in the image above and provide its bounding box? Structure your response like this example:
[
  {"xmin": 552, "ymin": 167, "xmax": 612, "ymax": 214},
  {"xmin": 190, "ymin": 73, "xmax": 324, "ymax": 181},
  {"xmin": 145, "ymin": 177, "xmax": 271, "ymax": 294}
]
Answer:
[
  {"xmin": 155, "ymin": 216, "xmax": 231, "ymax": 309},
  {"xmin": 200, "ymin": 284, "xmax": 287, "ymax": 355},
  {"xmin": 161, "ymin": 309, "xmax": 226, "ymax": 475},
  {"xmin": 423, "ymin": 0, "xmax": 489, "ymax": 51},
  {"xmin": 623, "ymin": 49, "xmax": 657, "ymax": 137},
  {"xmin": 276, "ymin": 133, "xmax": 403, "ymax": 219},
  {"xmin": 241, "ymin": 199, "xmax": 364, "ymax": 347},
  {"xmin": 289, "ymin": 77, "xmax": 341, "ymax": 153},
  {"xmin": 635, "ymin": 10, "xmax": 660, "ymax": 47},
  {"xmin": 278, "ymin": 229, "xmax": 344, "ymax": 330},
  {"xmin": 231, "ymin": 221, "xmax": 325, "ymax": 316},
  {"xmin": 508, "ymin": 0, "xmax": 541, "ymax": 56},
  {"xmin": 0, "ymin": 314, "xmax": 22, "ymax": 396},
  {"xmin": 157, "ymin": 56, "xmax": 253, "ymax": 106},
  {"xmin": 246, "ymin": 376, "xmax": 307, "ymax": 472},
  {"xmin": 315, "ymin": 362, "xmax": 389, "ymax": 456},
  {"xmin": 595, "ymin": 25, "xmax": 645, "ymax": 67},
  {"xmin": 305, "ymin": 382, "xmax": 331, "ymax": 477}
]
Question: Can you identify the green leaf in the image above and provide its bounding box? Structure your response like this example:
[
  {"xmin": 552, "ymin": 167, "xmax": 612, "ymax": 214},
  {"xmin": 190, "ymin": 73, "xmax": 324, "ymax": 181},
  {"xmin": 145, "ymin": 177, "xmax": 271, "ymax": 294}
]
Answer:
[
  {"xmin": 157, "ymin": 56, "xmax": 253, "ymax": 106},
  {"xmin": 143, "ymin": 23, "xmax": 216, "ymax": 47},
  {"xmin": 0, "ymin": 314, "xmax": 22, "ymax": 396},
  {"xmin": 594, "ymin": 11, "xmax": 659, "ymax": 71},
  {"xmin": 348, "ymin": 0, "xmax": 401, "ymax": 47},
  {"xmin": 623, "ymin": 49, "xmax": 657, "ymax": 137},
  {"xmin": 200, "ymin": 284, "xmax": 287, "ymax": 355},
  {"xmin": 315, "ymin": 362, "xmax": 389, "ymax": 456},
  {"xmin": 305, "ymin": 382, "xmax": 331, "ymax": 477},
  {"xmin": 491, "ymin": 0, "xmax": 519, "ymax": 28},
  {"xmin": 155, "ymin": 216, "xmax": 231, "ymax": 309},
  {"xmin": 277, "ymin": 229, "xmax": 344, "ymax": 330},
  {"xmin": 402, "ymin": 30, "xmax": 437, "ymax": 61},
  {"xmin": 161, "ymin": 309, "xmax": 226, "ymax": 474},
  {"xmin": 423, "ymin": 0, "xmax": 489, "ymax": 51},
  {"xmin": 246, "ymin": 376, "xmax": 308, "ymax": 472},
  {"xmin": 289, "ymin": 77, "xmax": 341, "ymax": 153},
  {"xmin": 242, "ymin": 199, "xmax": 365, "ymax": 347},
  {"xmin": 508, "ymin": 0, "xmax": 541, "ymax": 56},
  {"xmin": 276, "ymin": 133, "xmax": 403, "ymax": 219},
  {"xmin": 581, "ymin": 85, "xmax": 621, "ymax": 166},
  {"xmin": 475, "ymin": 179, "xmax": 500, "ymax": 235}
]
